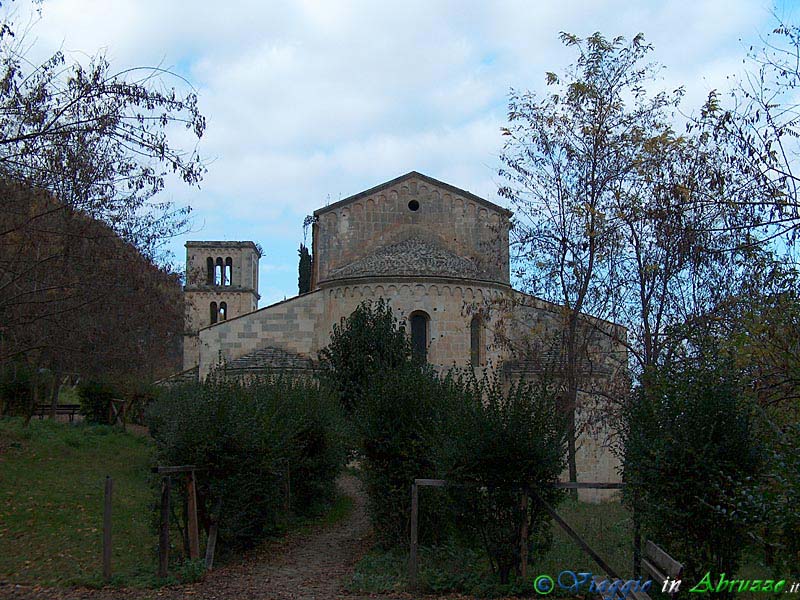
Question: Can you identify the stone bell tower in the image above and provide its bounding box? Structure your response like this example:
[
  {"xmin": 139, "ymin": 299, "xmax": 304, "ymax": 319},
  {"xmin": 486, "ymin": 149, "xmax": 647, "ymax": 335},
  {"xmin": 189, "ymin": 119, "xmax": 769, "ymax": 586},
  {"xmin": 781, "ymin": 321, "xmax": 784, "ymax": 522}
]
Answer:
[{"xmin": 183, "ymin": 241, "xmax": 261, "ymax": 370}]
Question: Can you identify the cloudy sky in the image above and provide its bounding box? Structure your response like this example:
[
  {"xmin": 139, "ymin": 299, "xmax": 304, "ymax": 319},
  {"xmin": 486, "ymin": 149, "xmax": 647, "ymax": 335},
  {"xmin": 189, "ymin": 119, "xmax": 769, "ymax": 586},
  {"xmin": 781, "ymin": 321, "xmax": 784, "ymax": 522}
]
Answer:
[{"xmin": 4, "ymin": 0, "xmax": 797, "ymax": 305}]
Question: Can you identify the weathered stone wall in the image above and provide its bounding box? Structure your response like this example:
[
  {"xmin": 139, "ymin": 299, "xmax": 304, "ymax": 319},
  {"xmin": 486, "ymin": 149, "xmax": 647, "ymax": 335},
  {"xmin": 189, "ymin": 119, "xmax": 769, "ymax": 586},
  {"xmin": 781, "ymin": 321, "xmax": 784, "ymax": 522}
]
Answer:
[
  {"xmin": 184, "ymin": 291, "xmax": 261, "ymax": 370},
  {"xmin": 184, "ymin": 241, "xmax": 260, "ymax": 371},
  {"xmin": 185, "ymin": 241, "xmax": 260, "ymax": 291},
  {"xmin": 495, "ymin": 291, "xmax": 627, "ymax": 499},
  {"xmin": 198, "ymin": 291, "xmax": 325, "ymax": 379},
  {"xmin": 197, "ymin": 280, "xmax": 511, "ymax": 378},
  {"xmin": 313, "ymin": 174, "xmax": 511, "ymax": 286},
  {"xmin": 195, "ymin": 280, "xmax": 626, "ymax": 500},
  {"xmin": 574, "ymin": 405, "xmax": 623, "ymax": 502},
  {"xmin": 319, "ymin": 279, "xmax": 510, "ymax": 369}
]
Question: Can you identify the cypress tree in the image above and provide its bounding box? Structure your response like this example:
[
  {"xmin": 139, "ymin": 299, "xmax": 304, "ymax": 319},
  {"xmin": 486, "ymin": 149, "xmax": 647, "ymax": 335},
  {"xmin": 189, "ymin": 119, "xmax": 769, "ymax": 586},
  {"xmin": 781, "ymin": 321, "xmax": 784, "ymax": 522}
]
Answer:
[{"xmin": 298, "ymin": 243, "xmax": 312, "ymax": 294}]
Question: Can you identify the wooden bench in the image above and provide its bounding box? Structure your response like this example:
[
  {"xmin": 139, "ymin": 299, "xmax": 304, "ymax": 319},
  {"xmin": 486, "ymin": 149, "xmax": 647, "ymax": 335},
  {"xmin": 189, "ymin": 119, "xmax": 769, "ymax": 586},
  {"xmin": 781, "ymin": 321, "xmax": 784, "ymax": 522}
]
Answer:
[
  {"xmin": 597, "ymin": 540, "xmax": 683, "ymax": 600},
  {"xmin": 34, "ymin": 404, "xmax": 81, "ymax": 422},
  {"xmin": 641, "ymin": 540, "xmax": 683, "ymax": 598}
]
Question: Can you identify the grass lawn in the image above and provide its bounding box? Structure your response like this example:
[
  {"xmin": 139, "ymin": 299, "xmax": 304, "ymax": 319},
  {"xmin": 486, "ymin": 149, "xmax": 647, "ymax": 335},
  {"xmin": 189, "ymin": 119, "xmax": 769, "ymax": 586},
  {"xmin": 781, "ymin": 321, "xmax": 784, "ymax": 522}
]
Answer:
[
  {"xmin": 349, "ymin": 493, "xmax": 634, "ymax": 597},
  {"xmin": 349, "ymin": 491, "xmax": 780, "ymax": 598},
  {"xmin": 0, "ymin": 417, "xmax": 155, "ymax": 587},
  {"xmin": 0, "ymin": 417, "xmax": 359, "ymax": 589}
]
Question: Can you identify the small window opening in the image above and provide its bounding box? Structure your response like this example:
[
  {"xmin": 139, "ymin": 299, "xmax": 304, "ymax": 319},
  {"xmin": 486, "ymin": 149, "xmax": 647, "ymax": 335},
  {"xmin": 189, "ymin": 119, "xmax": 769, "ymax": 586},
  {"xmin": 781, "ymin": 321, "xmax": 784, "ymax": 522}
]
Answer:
[
  {"xmin": 215, "ymin": 257, "xmax": 224, "ymax": 286},
  {"xmin": 410, "ymin": 311, "xmax": 429, "ymax": 361},
  {"xmin": 225, "ymin": 257, "xmax": 233, "ymax": 286},
  {"xmin": 219, "ymin": 301, "xmax": 227, "ymax": 321},
  {"xmin": 210, "ymin": 301, "xmax": 218, "ymax": 325},
  {"xmin": 206, "ymin": 257, "xmax": 214, "ymax": 285},
  {"xmin": 470, "ymin": 316, "xmax": 483, "ymax": 367},
  {"xmin": 408, "ymin": 200, "xmax": 420, "ymax": 211}
]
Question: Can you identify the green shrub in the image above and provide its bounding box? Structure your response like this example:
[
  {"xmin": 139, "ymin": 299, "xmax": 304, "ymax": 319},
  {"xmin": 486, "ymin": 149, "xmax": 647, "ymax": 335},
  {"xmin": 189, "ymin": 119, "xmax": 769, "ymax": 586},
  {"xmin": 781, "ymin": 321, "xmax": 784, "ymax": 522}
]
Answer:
[
  {"xmin": 356, "ymin": 362, "xmax": 461, "ymax": 548},
  {"xmin": 436, "ymin": 372, "xmax": 566, "ymax": 583},
  {"xmin": 318, "ymin": 297, "xmax": 413, "ymax": 414},
  {"xmin": 126, "ymin": 383, "xmax": 159, "ymax": 425},
  {"xmin": 720, "ymin": 420, "xmax": 800, "ymax": 580},
  {"xmin": 78, "ymin": 380, "xmax": 116, "ymax": 424},
  {"xmin": 147, "ymin": 374, "xmax": 346, "ymax": 550},
  {"xmin": 320, "ymin": 297, "xmax": 570, "ymax": 583},
  {"xmin": 0, "ymin": 361, "xmax": 35, "ymax": 417},
  {"xmin": 621, "ymin": 357, "xmax": 762, "ymax": 582},
  {"xmin": 175, "ymin": 558, "xmax": 206, "ymax": 583},
  {"xmin": 286, "ymin": 382, "xmax": 348, "ymax": 517}
]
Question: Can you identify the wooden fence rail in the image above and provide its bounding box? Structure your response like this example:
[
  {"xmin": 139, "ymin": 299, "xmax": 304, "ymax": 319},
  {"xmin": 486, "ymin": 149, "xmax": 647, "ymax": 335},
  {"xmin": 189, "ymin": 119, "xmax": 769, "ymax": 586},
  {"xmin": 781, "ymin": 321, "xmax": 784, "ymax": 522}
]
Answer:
[
  {"xmin": 408, "ymin": 478, "xmax": 624, "ymax": 588},
  {"xmin": 151, "ymin": 465, "xmax": 218, "ymax": 578},
  {"xmin": 103, "ymin": 476, "xmax": 113, "ymax": 581}
]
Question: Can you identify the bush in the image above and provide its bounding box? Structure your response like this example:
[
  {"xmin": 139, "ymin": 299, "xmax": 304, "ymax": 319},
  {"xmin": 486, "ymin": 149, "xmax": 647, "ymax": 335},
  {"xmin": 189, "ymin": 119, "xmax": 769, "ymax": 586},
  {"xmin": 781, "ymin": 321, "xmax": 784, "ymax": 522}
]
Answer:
[
  {"xmin": 318, "ymin": 297, "xmax": 412, "ymax": 414},
  {"xmin": 78, "ymin": 380, "xmax": 116, "ymax": 424},
  {"xmin": 287, "ymin": 385, "xmax": 349, "ymax": 517},
  {"xmin": 437, "ymin": 372, "xmax": 566, "ymax": 583},
  {"xmin": 0, "ymin": 361, "xmax": 35, "ymax": 417},
  {"xmin": 356, "ymin": 362, "xmax": 461, "ymax": 548},
  {"xmin": 147, "ymin": 374, "xmax": 347, "ymax": 550},
  {"xmin": 320, "ymin": 298, "xmax": 569, "ymax": 583},
  {"xmin": 621, "ymin": 357, "xmax": 762, "ymax": 582},
  {"xmin": 719, "ymin": 419, "xmax": 800, "ymax": 580},
  {"xmin": 126, "ymin": 382, "xmax": 159, "ymax": 426}
]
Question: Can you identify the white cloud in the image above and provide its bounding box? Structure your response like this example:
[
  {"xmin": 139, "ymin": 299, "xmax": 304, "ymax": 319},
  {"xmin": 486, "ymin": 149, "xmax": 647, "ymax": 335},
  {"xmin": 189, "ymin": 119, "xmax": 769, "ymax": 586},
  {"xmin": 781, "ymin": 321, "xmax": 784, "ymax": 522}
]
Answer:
[{"xmin": 3, "ymin": 0, "xmax": 782, "ymax": 302}]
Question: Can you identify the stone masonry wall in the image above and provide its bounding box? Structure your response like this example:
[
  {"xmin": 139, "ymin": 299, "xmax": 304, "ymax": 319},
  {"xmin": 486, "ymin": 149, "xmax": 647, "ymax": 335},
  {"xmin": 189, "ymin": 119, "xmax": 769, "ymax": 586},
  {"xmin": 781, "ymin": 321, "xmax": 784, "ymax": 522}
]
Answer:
[
  {"xmin": 319, "ymin": 280, "xmax": 510, "ymax": 369},
  {"xmin": 198, "ymin": 291, "xmax": 325, "ymax": 379},
  {"xmin": 197, "ymin": 280, "xmax": 511, "ymax": 378},
  {"xmin": 184, "ymin": 291, "xmax": 260, "ymax": 370},
  {"xmin": 185, "ymin": 242, "xmax": 260, "ymax": 291},
  {"xmin": 499, "ymin": 291, "xmax": 627, "ymax": 498},
  {"xmin": 314, "ymin": 175, "xmax": 511, "ymax": 286},
  {"xmin": 195, "ymin": 280, "xmax": 626, "ymax": 500},
  {"xmin": 184, "ymin": 241, "xmax": 260, "ymax": 371}
]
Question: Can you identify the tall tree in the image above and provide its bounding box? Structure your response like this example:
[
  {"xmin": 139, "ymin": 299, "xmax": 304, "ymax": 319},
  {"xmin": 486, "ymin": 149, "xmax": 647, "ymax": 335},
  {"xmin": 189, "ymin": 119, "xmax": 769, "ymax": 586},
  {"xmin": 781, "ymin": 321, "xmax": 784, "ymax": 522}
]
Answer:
[
  {"xmin": 0, "ymin": 178, "xmax": 184, "ymax": 414},
  {"xmin": 718, "ymin": 20, "xmax": 800, "ymax": 245},
  {"xmin": 609, "ymin": 95, "xmax": 761, "ymax": 374},
  {"xmin": 0, "ymin": 8, "xmax": 204, "ymax": 368},
  {"xmin": 499, "ymin": 32, "xmax": 677, "ymax": 486},
  {"xmin": 298, "ymin": 243, "xmax": 311, "ymax": 294}
]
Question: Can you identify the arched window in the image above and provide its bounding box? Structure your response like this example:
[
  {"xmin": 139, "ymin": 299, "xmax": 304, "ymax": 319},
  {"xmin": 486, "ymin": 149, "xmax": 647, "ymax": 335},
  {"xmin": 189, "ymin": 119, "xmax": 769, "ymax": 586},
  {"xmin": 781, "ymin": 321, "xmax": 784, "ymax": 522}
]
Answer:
[
  {"xmin": 206, "ymin": 257, "xmax": 214, "ymax": 285},
  {"xmin": 410, "ymin": 311, "xmax": 430, "ymax": 362},
  {"xmin": 210, "ymin": 301, "xmax": 218, "ymax": 325},
  {"xmin": 470, "ymin": 316, "xmax": 483, "ymax": 367},
  {"xmin": 219, "ymin": 301, "xmax": 227, "ymax": 321},
  {"xmin": 215, "ymin": 257, "xmax": 223, "ymax": 285},
  {"xmin": 225, "ymin": 257, "xmax": 233, "ymax": 286}
]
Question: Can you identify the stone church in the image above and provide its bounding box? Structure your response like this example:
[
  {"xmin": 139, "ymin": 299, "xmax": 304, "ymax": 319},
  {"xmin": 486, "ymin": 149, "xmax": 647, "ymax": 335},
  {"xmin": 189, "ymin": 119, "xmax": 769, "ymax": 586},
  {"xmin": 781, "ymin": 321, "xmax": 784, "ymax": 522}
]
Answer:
[{"xmin": 180, "ymin": 171, "xmax": 626, "ymax": 498}]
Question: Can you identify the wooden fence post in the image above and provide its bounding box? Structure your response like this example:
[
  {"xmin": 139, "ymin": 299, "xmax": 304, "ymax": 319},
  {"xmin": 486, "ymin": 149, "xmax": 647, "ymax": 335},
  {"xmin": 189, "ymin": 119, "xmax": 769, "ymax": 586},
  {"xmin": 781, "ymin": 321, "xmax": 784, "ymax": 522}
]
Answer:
[
  {"xmin": 633, "ymin": 506, "xmax": 642, "ymax": 577},
  {"xmin": 409, "ymin": 482, "xmax": 419, "ymax": 588},
  {"xmin": 285, "ymin": 460, "xmax": 291, "ymax": 515},
  {"xmin": 158, "ymin": 476, "xmax": 171, "ymax": 578},
  {"xmin": 519, "ymin": 492, "xmax": 529, "ymax": 579},
  {"xmin": 205, "ymin": 498, "xmax": 223, "ymax": 570},
  {"xmin": 186, "ymin": 470, "xmax": 200, "ymax": 560},
  {"xmin": 103, "ymin": 476, "xmax": 113, "ymax": 582}
]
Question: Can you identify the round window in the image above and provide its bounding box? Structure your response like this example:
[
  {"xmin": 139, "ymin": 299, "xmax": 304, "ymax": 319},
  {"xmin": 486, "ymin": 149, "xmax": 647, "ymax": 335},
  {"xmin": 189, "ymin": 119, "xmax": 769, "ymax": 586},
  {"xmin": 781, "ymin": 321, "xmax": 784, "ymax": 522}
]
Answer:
[{"xmin": 408, "ymin": 200, "xmax": 420, "ymax": 211}]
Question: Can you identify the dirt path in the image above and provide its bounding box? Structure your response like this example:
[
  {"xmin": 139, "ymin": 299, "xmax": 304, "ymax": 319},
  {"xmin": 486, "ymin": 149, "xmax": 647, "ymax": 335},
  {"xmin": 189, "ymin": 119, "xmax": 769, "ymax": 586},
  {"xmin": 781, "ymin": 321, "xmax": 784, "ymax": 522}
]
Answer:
[{"xmin": 1, "ymin": 475, "xmax": 387, "ymax": 600}]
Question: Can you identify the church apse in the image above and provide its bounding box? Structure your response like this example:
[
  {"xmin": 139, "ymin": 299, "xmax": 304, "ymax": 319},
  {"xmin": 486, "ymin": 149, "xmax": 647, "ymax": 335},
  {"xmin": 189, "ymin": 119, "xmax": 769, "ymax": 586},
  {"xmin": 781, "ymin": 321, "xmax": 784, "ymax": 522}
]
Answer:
[
  {"xmin": 183, "ymin": 171, "xmax": 626, "ymax": 500},
  {"xmin": 311, "ymin": 171, "xmax": 512, "ymax": 287}
]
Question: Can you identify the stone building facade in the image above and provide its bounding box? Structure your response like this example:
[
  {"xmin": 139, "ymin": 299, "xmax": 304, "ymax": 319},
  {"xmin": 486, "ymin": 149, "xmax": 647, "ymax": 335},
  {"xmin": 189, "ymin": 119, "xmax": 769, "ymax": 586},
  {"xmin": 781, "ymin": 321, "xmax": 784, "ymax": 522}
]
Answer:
[
  {"xmin": 183, "ymin": 241, "xmax": 261, "ymax": 370},
  {"xmin": 181, "ymin": 172, "xmax": 627, "ymax": 499}
]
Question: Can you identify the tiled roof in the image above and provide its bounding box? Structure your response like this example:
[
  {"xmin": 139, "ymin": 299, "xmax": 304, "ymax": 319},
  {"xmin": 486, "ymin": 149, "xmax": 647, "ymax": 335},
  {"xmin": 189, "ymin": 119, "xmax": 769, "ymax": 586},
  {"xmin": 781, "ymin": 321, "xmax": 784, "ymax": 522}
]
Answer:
[
  {"xmin": 313, "ymin": 171, "xmax": 512, "ymax": 218},
  {"xmin": 223, "ymin": 346, "xmax": 316, "ymax": 375},
  {"xmin": 155, "ymin": 366, "xmax": 199, "ymax": 385}
]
